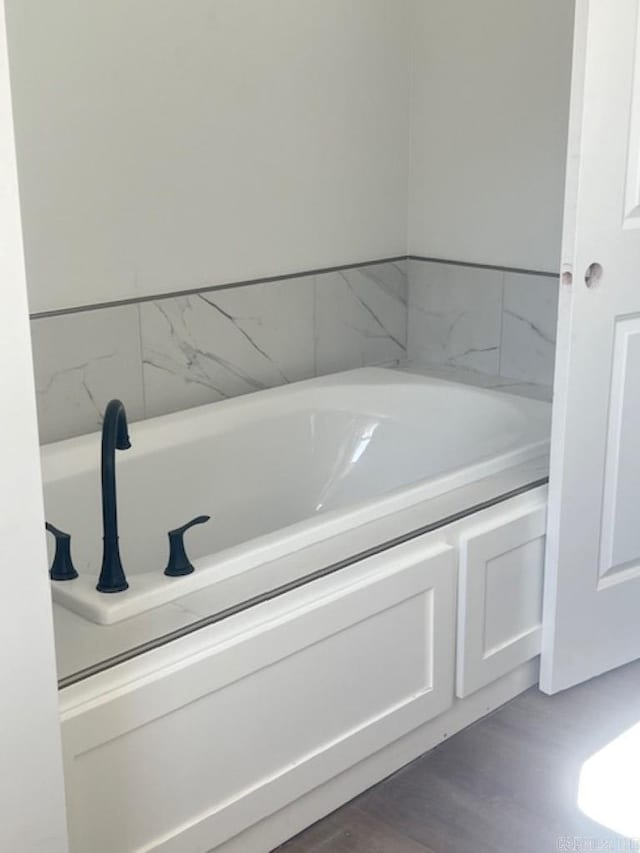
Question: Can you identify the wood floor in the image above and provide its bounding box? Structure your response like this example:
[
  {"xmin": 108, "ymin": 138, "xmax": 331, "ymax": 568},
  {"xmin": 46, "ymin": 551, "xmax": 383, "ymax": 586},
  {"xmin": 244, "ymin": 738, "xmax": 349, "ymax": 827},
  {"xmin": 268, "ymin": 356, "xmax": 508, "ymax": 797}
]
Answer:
[{"xmin": 277, "ymin": 659, "xmax": 640, "ymax": 852}]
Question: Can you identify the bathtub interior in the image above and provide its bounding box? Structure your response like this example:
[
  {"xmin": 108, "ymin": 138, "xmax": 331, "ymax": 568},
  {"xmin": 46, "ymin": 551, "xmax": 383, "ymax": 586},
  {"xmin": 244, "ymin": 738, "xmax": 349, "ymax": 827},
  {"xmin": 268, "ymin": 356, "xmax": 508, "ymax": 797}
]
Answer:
[{"xmin": 42, "ymin": 370, "xmax": 551, "ymax": 584}]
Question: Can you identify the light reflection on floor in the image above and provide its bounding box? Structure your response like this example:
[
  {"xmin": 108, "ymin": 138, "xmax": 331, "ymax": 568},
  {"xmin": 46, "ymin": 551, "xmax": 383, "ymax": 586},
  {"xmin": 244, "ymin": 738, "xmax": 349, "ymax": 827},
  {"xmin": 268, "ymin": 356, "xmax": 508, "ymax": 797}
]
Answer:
[{"xmin": 578, "ymin": 719, "xmax": 640, "ymax": 841}]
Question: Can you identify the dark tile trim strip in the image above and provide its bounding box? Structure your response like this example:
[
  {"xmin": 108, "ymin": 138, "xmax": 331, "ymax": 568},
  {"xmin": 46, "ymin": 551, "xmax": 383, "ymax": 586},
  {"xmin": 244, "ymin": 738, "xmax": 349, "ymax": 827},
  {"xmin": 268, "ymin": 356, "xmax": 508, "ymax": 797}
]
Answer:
[
  {"xmin": 407, "ymin": 255, "xmax": 559, "ymax": 279},
  {"xmin": 30, "ymin": 255, "xmax": 408, "ymax": 320},
  {"xmin": 31, "ymin": 255, "xmax": 558, "ymax": 320},
  {"xmin": 58, "ymin": 475, "xmax": 548, "ymax": 690}
]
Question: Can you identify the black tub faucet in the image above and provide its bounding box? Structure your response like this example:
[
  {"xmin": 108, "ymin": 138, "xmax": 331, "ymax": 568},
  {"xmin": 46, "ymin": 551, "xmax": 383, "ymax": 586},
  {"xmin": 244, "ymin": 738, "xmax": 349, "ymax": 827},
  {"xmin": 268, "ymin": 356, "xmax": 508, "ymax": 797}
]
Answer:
[{"xmin": 97, "ymin": 399, "xmax": 131, "ymax": 593}]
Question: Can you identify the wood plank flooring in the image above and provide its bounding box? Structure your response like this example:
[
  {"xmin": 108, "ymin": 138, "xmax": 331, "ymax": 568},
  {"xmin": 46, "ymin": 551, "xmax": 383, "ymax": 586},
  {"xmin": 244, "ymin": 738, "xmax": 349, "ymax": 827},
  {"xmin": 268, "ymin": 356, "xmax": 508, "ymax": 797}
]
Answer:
[{"xmin": 277, "ymin": 659, "xmax": 640, "ymax": 852}]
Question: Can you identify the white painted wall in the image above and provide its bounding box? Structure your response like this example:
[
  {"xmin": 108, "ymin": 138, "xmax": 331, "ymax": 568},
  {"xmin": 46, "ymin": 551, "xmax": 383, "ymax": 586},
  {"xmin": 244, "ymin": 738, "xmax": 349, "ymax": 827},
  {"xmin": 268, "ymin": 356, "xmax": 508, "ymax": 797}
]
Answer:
[
  {"xmin": 5, "ymin": 0, "xmax": 412, "ymax": 314},
  {"xmin": 7, "ymin": 1, "xmax": 573, "ymax": 306},
  {"xmin": 407, "ymin": 0, "xmax": 574, "ymax": 273},
  {"xmin": 0, "ymin": 3, "xmax": 68, "ymax": 849}
]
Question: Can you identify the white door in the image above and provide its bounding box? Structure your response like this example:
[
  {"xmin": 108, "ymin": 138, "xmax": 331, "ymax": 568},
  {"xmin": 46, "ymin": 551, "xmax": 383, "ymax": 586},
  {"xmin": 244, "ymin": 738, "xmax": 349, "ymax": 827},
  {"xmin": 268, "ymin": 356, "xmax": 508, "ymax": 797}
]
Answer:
[
  {"xmin": 542, "ymin": 0, "xmax": 640, "ymax": 693},
  {"xmin": 0, "ymin": 3, "xmax": 69, "ymax": 849}
]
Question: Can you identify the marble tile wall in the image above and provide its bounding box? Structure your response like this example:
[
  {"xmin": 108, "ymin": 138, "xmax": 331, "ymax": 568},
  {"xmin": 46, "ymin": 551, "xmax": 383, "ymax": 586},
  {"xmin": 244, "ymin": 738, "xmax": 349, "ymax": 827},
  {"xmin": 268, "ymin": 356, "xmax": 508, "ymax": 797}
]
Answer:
[
  {"xmin": 30, "ymin": 256, "xmax": 558, "ymax": 445},
  {"xmin": 31, "ymin": 260, "xmax": 408, "ymax": 443},
  {"xmin": 30, "ymin": 305, "xmax": 145, "ymax": 443},
  {"xmin": 407, "ymin": 259, "xmax": 559, "ymax": 389}
]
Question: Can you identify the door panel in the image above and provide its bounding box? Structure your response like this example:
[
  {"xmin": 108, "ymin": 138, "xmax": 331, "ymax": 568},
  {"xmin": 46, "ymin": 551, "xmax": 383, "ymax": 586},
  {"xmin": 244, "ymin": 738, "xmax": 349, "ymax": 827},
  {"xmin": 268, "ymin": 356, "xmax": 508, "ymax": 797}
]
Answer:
[
  {"xmin": 599, "ymin": 314, "xmax": 640, "ymax": 582},
  {"xmin": 542, "ymin": 0, "xmax": 640, "ymax": 692},
  {"xmin": 0, "ymin": 2, "xmax": 69, "ymax": 847}
]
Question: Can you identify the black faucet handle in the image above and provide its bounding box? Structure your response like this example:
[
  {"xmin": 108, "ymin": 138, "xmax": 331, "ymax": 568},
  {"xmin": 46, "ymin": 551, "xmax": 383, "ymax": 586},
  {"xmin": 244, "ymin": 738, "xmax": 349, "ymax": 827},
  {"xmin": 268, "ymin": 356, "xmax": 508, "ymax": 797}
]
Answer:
[
  {"xmin": 164, "ymin": 515, "xmax": 210, "ymax": 577},
  {"xmin": 170, "ymin": 515, "xmax": 210, "ymax": 537},
  {"xmin": 45, "ymin": 521, "xmax": 66, "ymax": 539},
  {"xmin": 45, "ymin": 522, "xmax": 79, "ymax": 581}
]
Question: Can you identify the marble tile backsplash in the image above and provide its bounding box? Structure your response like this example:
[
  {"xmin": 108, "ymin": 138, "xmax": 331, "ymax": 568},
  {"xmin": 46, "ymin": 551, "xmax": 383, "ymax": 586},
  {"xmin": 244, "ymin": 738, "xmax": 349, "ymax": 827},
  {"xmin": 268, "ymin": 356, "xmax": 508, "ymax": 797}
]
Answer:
[
  {"xmin": 407, "ymin": 260, "xmax": 559, "ymax": 388},
  {"xmin": 31, "ymin": 261, "xmax": 408, "ymax": 443},
  {"xmin": 407, "ymin": 262, "xmax": 503, "ymax": 374},
  {"xmin": 30, "ymin": 306, "xmax": 145, "ymax": 442},
  {"xmin": 140, "ymin": 279, "xmax": 317, "ymax": 419},
  {"xmin": 500, "ymin": 272, "xmax": 559, "ymax": 386},
  {"xmin": 315, "ymin": 264, "xmax": 407, "ymax": 375},
  {"xmin": 30, "ymin": 257, "xmax": 558, "ymax": 444}
]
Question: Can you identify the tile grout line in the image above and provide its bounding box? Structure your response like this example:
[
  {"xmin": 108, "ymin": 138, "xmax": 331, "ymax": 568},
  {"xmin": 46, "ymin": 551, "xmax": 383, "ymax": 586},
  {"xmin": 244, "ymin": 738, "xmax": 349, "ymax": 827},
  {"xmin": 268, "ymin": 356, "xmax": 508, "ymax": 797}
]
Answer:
[
  {"xmin": 498, "ymin": 270, "xmax": 506, "ymax": 378},
  {"xmin": 135, "ymin": 302, "xmax": 147, "ymax": 420},
  {"xmin": 405, "ymin": 258, "xmax": 412, "ymax": 361},
  {"xmin": 312, "ymin": 274, "xmax": 318, "ymax": 378}
]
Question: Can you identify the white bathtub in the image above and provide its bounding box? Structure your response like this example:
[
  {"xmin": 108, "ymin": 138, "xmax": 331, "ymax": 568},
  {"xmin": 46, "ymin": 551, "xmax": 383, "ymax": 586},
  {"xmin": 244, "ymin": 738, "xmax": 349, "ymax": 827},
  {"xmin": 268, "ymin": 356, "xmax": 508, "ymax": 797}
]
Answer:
[{"xmin": 43, "ymin": 367, "xmax": 551, "ymax": 624}]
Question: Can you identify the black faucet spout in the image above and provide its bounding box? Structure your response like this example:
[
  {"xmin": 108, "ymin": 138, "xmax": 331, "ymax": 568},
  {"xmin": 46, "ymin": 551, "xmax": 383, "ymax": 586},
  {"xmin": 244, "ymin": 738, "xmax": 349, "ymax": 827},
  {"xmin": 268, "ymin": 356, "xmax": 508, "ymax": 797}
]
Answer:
[{"xmin": 96, "ymin": 399, "xmax": 131, "ymax": 593}]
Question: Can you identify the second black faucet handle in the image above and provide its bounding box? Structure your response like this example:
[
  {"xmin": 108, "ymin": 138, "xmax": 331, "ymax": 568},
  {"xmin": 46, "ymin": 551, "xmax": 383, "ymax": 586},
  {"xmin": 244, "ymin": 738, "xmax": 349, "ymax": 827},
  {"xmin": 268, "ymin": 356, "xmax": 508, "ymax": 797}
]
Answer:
[
  {"xmin": 45, "ymin": 522, "xmax": 79, "ymax": 581},
  {"xmin": 164, "ymin": 515, "xmax": 210, "ymax": 577}
]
